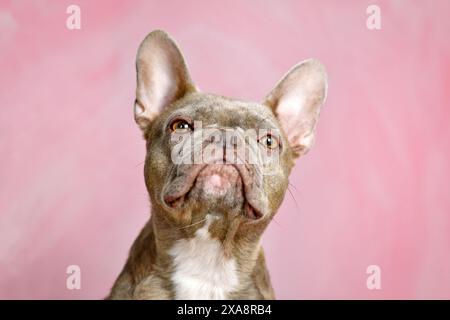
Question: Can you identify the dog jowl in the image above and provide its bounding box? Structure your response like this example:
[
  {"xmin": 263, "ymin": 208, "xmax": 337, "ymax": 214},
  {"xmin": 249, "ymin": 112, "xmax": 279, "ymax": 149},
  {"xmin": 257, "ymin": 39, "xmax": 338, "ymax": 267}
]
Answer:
[{"xmin": 108, "ymin": 30, "xmax": 327, "ymax": 300}]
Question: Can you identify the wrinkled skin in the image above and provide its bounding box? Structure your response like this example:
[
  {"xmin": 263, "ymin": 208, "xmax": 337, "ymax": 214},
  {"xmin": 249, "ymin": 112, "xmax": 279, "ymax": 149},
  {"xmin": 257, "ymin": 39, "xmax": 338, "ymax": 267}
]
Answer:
[{"xmin": 144, "ymin": 93, "xmax": 293, "ymax": 233}]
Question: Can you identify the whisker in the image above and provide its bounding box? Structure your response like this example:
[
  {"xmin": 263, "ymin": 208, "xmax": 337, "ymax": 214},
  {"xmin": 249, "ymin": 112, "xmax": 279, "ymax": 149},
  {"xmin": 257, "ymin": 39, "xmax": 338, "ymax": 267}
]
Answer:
[
  {"xmin": 287, "ymin": 186, "xmax": 301, "ymax": 215},
  {"xmin": 135, "ymin": 161, "xmax": 145, "ymax": 167},
  {"xmin": 177, "ymin": 217, "xmax": 207, "ymax": 230},
  {"xmin": 288, "ymin": 182, "xmax": 300, "ymax": 195},
  {"xmin": 271, "ymin": 216, "xmax": 282, "ymax": 228}
]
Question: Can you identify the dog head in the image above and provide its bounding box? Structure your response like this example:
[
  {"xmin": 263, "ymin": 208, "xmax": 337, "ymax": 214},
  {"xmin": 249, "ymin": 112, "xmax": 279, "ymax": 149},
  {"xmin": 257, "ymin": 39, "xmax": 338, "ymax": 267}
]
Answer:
[{"xmin": 134, "ymin": 30, "xmax": 327, "ymax": 235}]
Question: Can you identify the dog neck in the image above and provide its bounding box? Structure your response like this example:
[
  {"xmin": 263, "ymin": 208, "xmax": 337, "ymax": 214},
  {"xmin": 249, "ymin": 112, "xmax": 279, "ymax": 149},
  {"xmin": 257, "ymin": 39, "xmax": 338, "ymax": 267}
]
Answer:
[
  {"xmin": 148, "ymin": 204, "xmax": 265, "ymax": 299},
  {"xmin": 151, "ymin": 203, "xmax": 263, "ymax": 262}
]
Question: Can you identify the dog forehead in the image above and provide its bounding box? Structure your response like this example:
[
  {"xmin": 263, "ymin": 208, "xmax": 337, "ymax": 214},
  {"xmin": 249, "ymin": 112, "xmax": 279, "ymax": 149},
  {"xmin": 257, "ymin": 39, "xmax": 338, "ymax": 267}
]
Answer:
[{"xmin": 172, "ymin": 94, "xmax": 278, "ymax": 128}]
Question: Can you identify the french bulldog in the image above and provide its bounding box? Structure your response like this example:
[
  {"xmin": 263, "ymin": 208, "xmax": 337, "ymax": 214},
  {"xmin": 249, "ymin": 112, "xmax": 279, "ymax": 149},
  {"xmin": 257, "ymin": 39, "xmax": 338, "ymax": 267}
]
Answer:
[{"xmin": 108, "ymin": 30, "xmax": 327, "ymax": 300}]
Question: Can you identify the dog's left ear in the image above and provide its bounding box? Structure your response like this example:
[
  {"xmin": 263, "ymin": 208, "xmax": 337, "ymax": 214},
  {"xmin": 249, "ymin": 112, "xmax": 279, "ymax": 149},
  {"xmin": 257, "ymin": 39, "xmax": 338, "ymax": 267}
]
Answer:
[
  {"xmin": 263, "ymin": 59, "xmax": 327, "ymax": 157},
  {"xmin": 134, "ymin": 30, "xmax": 196, "ymax": 132}
]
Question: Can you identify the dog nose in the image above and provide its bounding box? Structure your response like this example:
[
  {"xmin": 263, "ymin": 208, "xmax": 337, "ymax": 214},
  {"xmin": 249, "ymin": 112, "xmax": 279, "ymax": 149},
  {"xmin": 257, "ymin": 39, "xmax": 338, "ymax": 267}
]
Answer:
[
  {"xmin": 223, "ymin": 142, "xmax": 234, "ymax": 164},
  {"xmin": 201, "ymin": 127, "xmax": 245, "ymax": 165},
  {"xmin": 222, "ymin": 129, "xmax": 244, "ymax": 165}
]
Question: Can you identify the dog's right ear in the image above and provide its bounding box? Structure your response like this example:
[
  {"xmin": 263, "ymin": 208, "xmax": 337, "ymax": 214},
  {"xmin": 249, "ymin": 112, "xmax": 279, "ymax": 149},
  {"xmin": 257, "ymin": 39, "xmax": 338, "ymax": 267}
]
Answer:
[{"xmin": 134, "ymin": 30, "xmax": 196, "ymax": 132}]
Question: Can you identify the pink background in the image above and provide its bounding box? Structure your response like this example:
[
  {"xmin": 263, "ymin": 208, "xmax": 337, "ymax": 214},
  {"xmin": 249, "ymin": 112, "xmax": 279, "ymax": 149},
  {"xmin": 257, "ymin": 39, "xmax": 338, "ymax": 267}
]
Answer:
[{"xmin": 1, "ymin": 0, "xmax": 449, "ymax": 299}]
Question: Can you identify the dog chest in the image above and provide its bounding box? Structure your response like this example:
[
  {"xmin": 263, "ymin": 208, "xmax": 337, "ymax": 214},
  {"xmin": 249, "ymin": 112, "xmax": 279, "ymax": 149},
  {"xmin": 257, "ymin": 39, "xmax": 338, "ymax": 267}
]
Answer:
[{"xmin": 168, "ymin": 217, "xmax": 239, "ymax": 299}]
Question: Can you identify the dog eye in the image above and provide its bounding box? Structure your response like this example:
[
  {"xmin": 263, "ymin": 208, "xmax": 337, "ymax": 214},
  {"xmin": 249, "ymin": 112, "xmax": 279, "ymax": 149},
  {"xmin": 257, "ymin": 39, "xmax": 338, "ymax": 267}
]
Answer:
[
  {"xmin": 170, "ymin": 119, "xmax": 192, "ymax": 132},
  {"xmin": 259, "ymin": 134, "xmax": 279, "ymax": 149}
]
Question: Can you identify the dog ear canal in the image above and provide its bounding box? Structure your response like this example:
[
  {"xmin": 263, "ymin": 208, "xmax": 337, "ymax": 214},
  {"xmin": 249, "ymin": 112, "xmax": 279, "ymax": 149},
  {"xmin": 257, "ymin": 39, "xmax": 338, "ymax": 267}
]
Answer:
[
  {"xmin": 134, "ymin": 30, "xmax": 197, "ymax": 132},
  {"xmin": 263, "ymin": 59, "xmax": 328, "ymax": 157}
]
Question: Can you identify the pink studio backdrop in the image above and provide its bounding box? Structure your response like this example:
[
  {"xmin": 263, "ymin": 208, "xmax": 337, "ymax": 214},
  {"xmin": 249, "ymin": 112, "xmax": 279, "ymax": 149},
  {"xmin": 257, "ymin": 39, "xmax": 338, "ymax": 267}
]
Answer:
[{"xmin": 0, "ymin": 0, "xmax": 449, "ymax": 299}]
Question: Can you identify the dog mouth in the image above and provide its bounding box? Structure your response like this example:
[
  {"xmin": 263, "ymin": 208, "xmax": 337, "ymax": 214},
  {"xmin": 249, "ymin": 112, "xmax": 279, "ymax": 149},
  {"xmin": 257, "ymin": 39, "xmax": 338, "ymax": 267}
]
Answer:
[{"xmin": 163, "ymin": 164, "xmax": 263, "ymax": 220}]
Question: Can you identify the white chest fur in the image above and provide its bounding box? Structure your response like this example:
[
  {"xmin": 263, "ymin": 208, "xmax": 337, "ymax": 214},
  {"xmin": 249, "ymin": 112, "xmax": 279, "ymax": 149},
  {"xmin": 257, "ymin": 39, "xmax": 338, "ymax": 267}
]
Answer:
[{"xmin": 168, "ymin": 216, "xmax": 239, "ymax": 299}]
